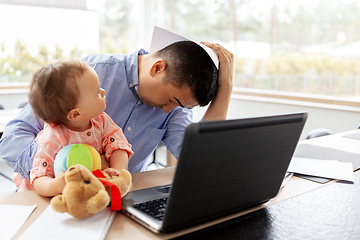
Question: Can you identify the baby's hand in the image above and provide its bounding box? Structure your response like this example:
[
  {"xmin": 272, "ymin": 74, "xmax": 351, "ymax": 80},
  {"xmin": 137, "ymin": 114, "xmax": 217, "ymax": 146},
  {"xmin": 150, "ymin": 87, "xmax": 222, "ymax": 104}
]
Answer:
[
  {"xmin": 100, "ymin": 154, "xmax": 110, "ymax": 170},
  {"xmin": 103, "ymin": 167, "xmax": 121, "ymax": 177}
]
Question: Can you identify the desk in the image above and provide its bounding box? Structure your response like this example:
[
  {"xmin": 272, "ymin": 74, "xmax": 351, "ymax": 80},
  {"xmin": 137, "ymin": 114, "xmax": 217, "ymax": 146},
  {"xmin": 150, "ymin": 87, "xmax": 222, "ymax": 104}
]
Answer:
[
  {"xmin": 175, "ymin": 171, "xmax": 360, "ymax": 240},
  {"xmin": 1, "ymin": 130, "xmax": 360, "ymax": 239},
  {"xmin": 0, "ymin": 168, "xmax": 329, "ymax": 240}
]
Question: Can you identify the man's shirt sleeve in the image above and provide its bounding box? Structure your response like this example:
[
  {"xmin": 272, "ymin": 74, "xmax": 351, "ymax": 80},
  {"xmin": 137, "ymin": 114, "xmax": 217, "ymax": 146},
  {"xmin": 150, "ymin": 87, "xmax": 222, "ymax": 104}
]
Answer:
[
  {"xmin": 0, "ymin": 104, "xmax": 44, "ymax": 179},
  {"xmin": 162, "ymin": 107, "xmax": 193, "ymax": 159}
]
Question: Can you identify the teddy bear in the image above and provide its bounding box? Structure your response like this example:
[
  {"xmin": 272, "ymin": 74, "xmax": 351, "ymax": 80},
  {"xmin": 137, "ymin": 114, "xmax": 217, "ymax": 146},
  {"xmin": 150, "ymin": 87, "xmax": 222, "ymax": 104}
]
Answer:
[
  {"xmin": 50, "ymin": 144, "xmax": 132, "ymax": 219},
  {"xmin": 50, "ymin": 164, "xmax": 132, "ymax": 219}
]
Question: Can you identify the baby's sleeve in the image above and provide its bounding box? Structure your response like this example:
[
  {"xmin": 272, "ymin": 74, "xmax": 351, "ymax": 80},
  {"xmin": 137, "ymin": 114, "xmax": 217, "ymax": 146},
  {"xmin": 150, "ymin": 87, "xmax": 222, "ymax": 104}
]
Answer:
[
  {"xmin": 101, "ymin": 113, "xmax": 134, "ymax": 160},
  {"xmin": 30, "ymin": 126, "xmax": 65, "ymax": 184}
]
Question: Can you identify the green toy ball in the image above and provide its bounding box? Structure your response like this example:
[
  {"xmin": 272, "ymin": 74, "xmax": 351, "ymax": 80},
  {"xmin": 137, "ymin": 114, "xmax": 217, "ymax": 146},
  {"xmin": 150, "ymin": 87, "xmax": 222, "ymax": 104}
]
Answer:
[{"xmin": 54, "ymin": 144, "xmax": 101, "ymax": 176}]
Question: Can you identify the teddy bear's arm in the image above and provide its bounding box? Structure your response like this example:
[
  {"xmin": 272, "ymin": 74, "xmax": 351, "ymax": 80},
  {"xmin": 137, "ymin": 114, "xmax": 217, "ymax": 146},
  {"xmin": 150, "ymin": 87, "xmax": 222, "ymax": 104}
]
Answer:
[
  {"xmin": 86, "ymin": 189, "xmax": 111, "ymax": 214},
  {"xmin": 50, "ymin": 195, "xmax": 68, "ymax": 213}
]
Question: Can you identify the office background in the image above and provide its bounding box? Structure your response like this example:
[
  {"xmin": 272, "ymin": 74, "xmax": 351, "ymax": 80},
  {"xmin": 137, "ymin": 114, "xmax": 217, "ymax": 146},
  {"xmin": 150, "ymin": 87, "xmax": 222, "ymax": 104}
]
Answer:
[
  {"xmin": 1, "ymin": 0, "xmax": 359, "ymax": 139},
  {"xmin": 1, "ymin": 0, "xmax": 360, "ymax": 193}
]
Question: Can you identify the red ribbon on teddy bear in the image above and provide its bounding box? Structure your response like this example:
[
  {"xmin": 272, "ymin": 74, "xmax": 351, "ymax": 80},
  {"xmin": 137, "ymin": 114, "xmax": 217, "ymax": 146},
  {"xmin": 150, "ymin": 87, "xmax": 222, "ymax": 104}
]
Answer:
[{"xmin": 92, "ymin": 169, "xmax": 122, "ymax": 211}]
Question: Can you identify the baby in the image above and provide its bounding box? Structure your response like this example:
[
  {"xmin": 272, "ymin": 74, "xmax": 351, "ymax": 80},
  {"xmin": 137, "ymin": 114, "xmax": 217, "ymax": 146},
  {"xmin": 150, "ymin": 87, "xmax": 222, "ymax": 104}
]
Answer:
[{"xmin": 13, "ymin": 59, "xmax": 133, "ymax": 197}]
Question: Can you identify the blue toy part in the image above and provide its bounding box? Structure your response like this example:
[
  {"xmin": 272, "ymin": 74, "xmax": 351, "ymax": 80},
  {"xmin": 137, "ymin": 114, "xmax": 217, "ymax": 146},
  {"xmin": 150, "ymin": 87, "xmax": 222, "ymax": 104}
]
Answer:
[{"xmin": 54, "ymin": 144, "xmax": 74, "ymax": 176}]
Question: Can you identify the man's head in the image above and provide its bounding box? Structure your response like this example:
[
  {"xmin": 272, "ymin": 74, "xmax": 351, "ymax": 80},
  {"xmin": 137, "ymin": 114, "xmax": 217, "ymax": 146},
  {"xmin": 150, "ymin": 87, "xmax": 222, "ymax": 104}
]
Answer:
[
  {"xmin": 156, "ymin": 41, "xmax": 218, "ymax": 107},
  {"xmin": 138, "ymin": 41, "xmax": 219, "ymax": 113},
  {"xmin": 29, "ymin": 60, "xmax": 86, "ymax": 125}
]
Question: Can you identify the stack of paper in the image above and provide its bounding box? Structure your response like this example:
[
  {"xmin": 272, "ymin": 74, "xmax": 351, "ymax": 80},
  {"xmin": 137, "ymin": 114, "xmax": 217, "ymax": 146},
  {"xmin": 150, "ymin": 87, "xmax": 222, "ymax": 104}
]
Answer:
[
  {"xmin": 288, "ymin": 157, "xmax": 354, "ymax": 182},
  {"xmin": 0, "ymin": 204, "xmax": 36, "ymax": 240},
  {"xmin": 18, "ymin": 206, "xmax": 116, "ymax": 240}
]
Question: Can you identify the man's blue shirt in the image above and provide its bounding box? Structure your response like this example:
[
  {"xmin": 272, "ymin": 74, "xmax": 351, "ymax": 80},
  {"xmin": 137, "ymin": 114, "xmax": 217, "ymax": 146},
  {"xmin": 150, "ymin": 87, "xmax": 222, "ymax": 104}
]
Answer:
[{"xmin": 0, "ymin": 49, "xmax": 193, "ymax": 179}]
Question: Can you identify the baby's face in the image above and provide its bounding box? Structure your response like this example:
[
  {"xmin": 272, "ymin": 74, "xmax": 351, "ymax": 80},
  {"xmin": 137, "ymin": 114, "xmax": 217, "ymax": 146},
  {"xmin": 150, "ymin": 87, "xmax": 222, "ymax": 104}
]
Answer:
[{"xmin": 76, "ymin": 65, "xmax": 106, "ymax": 121}]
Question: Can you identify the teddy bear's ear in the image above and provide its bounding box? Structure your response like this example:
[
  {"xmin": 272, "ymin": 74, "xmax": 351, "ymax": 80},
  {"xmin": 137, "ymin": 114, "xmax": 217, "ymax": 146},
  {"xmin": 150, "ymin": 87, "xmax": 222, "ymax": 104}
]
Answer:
[{"xmin": 50, "ymin": 195, "xmax": 68, "ymax": 213}]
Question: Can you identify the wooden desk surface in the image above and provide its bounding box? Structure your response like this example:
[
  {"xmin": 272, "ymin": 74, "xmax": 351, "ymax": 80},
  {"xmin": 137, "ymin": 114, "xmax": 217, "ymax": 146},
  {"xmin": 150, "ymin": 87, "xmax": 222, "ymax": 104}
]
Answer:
[
  {"xmin": 2, "ymin": 129, "xmax": 360, "ymax": 239},
  {"xmin": 0, "ymin": 166, "xmax": 326, "ymax": 240}
]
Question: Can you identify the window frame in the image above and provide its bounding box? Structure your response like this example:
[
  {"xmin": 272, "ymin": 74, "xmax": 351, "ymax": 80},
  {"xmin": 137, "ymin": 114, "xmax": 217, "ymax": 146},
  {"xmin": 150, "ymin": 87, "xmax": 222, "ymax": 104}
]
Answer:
[{"xmin": 232, "ymin": 87, "xmax": 360, "ymax": 113}]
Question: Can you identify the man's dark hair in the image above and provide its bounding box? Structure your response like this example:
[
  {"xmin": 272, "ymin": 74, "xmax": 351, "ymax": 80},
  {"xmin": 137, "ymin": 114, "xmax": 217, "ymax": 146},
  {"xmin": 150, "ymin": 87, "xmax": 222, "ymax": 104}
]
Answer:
[{"xmin": 155, "ymin": 41, "xmax": 218, "ymax": 106}]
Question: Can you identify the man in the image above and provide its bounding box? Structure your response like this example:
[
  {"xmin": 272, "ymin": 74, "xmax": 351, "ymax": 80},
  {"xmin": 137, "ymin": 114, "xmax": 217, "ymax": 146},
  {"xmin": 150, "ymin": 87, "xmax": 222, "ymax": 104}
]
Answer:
[{"xmin": 0, "ymin": 40, "xmax": 233, "ymax": 179}]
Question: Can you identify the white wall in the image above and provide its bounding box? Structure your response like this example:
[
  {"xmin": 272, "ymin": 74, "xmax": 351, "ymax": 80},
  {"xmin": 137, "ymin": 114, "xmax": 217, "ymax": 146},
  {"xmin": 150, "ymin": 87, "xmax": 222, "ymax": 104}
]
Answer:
[
  {"xmin": 1, "ymin": 90, "xmax": 359, "ymax": 140},
  {"xmin": 0, "ymin": 89, "xmax": 28, "ymax": 109},
  {"xmin": 193, "ymin": 95, "xmax": 360, "ymax": 140}
]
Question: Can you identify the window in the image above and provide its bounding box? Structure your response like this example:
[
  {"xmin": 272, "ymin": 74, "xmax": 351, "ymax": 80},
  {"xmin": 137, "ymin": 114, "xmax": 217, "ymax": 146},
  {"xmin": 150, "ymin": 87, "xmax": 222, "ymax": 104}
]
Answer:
[{"xmin": 1, "ymin": 0, "xmax": 359, "ymax": 101}]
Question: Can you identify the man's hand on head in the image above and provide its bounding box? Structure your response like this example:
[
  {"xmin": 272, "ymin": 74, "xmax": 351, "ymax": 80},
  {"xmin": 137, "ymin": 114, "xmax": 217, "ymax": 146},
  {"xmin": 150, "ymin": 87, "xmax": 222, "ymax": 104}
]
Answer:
[
  {"xmin": 201, "ymin": 41, "xmax": 234, "ymax": 91},
  {"xmin": 200, "ymin": 42, "xmax": 234, "ymax": 121}
]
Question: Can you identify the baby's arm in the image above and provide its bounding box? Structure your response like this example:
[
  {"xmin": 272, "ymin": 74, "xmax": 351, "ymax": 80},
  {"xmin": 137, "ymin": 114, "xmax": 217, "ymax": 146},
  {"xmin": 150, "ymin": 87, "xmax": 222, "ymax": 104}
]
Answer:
[
  {"xmin": 103, "ymin": 149, "xmax": 129, "ymax": 177},
  {"xmin": 101, "ymin": 112, "xmax": 133, "ymax": 176},
  {"xmin": 31, "ymin": 124, "xmax": 67, "ymax": 197},
  {"xmin": 33, "ymin": 173, "xmax": 66, "ymax": 197}
]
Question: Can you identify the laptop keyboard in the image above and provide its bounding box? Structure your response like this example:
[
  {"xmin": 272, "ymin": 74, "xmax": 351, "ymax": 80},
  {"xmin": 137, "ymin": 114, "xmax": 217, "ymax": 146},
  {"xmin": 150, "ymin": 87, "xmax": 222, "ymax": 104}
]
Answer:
[{"xmin": 133, "ymin": 197, "xmax": 168, "ymax": 220}]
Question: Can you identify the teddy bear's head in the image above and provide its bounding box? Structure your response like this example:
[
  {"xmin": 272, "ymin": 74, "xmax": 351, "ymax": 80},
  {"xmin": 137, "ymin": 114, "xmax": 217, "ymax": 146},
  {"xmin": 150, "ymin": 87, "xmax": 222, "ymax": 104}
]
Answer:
[{"xmin": 50, "ymin": 164, "xmax": 110, "ymax": 219}]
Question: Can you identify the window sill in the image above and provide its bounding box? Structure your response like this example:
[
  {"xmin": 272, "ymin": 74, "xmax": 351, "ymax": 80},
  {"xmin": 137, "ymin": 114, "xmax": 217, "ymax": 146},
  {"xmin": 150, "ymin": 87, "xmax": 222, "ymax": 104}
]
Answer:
[
  {"xmin": 0, "ymin": 83, "xmax": 29, "ymax": 94},
  {"xmin": 0, "ymin": 84, "xmax": 359, "ymax": 112},
  {"xmin": 232, "ymin": 88, "xmax": 360, "ymax": 113}
]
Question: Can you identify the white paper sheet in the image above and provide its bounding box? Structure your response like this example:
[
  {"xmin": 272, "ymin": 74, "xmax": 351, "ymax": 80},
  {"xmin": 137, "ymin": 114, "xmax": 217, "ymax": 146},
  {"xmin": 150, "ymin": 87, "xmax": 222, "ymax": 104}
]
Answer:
[
  {"xmin": 281, "ymin": 172, "xmax": 293, "ymax": 188},
  {"xmin": 150, "ymin": 26, "xmax": 219, "ymax": 69},
  {"xmin": 343, "ymin": 131, "xmax": 360, "ymax": 140},
  {"xmin": 0, "ymin": 204, "xmax": 36, "ymax": 240},
  {"xmin": 288, "ymin": 157, "xmax": 354, "ymax": 182},
  {"xmin": 303, "ymin": 134, "xmax": 360, "ymax": 155},
  {"xmin": 18, "ymin": 206, "xmax": 116, "ymax": 240}
]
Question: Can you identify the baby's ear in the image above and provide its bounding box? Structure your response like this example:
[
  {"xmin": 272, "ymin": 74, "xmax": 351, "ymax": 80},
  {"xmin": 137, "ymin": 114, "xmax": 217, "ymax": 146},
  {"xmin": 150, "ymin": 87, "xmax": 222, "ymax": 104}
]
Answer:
[{"xmin": 67, "ymin": 109, "xmax": 82, "ymax": 122}]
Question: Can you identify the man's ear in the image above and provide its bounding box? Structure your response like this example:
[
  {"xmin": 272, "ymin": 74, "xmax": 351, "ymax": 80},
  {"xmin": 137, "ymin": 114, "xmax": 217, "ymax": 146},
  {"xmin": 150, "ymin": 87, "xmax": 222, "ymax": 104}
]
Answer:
[
  {"xmin": 67, "ymin": 109, "xmax": 82, "ymax": 122},
  {"xmin": 150, "ymin": 59, "xmax": 166, "ymax": 77}
]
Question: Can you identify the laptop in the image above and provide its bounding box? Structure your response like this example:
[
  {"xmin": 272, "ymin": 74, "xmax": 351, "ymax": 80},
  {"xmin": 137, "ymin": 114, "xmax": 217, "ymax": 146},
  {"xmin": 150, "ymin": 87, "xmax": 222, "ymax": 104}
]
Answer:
[{"xmin": 122, "ymin": 112, "xmax": 307, "ymax": 233}]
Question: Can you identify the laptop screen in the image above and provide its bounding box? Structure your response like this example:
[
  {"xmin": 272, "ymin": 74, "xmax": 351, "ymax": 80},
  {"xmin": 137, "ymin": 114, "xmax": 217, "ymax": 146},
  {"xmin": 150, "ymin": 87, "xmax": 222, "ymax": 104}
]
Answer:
[{"xmin": 162, "ymin": 112, "xmax": 307, "ymax": 232}]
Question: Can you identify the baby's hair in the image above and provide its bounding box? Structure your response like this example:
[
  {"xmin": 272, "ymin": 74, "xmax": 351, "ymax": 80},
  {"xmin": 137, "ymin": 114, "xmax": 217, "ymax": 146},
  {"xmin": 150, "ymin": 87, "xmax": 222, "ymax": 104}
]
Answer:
[{"xmin": 29, "ymin": 59, "xmax": 88, "ymax": 125}]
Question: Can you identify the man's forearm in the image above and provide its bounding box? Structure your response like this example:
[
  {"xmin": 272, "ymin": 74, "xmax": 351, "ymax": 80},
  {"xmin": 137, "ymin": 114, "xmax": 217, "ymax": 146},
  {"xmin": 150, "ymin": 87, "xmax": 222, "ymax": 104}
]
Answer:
[
  {"xmin": 201, "ymin": 42, "xmax": 234, "ymax": 122},
  {"xmin": 202, "ymin": 82, "xmax": 232, "ymax": 121}
]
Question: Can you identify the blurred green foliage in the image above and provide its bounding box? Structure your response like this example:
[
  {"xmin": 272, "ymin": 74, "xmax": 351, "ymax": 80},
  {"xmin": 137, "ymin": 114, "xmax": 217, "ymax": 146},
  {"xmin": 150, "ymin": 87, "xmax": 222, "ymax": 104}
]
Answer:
[
  {"xmin": 1, "ymin": 0, "xmax": 360, "ymax": 99},
  {"xmin": 1, "ymin": 39, "xmax": 359, "ymax": 97},
  {"xmin": 234, "ymin": 53, "xmax": 360, "ymax": 98},
  {"xmin": 0, "ymin": 40, "xmax": 82, "ymax": 83},
  {"xmin": 234, "ymin": 54, "xmax": 360, "ymax": 97}
]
